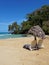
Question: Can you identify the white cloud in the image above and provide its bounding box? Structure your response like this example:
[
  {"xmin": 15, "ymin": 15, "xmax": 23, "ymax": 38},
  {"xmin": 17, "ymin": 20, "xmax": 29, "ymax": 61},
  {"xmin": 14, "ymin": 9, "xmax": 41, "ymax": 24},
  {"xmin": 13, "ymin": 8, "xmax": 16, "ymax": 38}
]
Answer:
[
  {"xmin": 0, "ymin": 23, "xmax": 8, "ymax": 25},
  {"xmin": 0, "ymin": 21, "xmax": 15, "ymax": 25}
]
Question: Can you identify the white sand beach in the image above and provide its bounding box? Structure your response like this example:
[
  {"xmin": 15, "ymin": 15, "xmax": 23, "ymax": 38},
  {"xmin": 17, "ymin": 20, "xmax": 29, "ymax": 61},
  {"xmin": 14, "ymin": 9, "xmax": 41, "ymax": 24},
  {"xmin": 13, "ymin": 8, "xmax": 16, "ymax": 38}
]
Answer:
[{"xmin": 0, "ymin": 36, "xmax": 49, "ymax": 65}]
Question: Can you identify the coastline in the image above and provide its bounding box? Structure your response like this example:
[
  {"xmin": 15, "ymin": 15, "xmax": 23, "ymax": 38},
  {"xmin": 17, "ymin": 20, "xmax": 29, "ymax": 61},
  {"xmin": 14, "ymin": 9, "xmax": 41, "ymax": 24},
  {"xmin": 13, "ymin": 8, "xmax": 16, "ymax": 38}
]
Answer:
[{"xmin": 0, "ymin": 36, "xmax": 49, "ymax": 65}]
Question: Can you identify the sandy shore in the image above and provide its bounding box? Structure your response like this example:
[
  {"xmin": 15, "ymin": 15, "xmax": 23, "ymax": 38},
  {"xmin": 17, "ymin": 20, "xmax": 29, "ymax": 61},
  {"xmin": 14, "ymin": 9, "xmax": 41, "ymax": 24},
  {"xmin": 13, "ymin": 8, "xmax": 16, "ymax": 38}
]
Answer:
[{"xmin": 0, "ymin": 36, "xmax": 49, "ymax": 65}]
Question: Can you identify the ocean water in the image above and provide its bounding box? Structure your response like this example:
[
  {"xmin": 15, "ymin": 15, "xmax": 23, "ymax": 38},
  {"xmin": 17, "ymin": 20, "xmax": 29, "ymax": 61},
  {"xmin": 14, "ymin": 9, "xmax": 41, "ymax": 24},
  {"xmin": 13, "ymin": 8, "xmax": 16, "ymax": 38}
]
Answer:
[{"xmin": 0, "ymin": 32, "xmax": 27, "ymax": 39}]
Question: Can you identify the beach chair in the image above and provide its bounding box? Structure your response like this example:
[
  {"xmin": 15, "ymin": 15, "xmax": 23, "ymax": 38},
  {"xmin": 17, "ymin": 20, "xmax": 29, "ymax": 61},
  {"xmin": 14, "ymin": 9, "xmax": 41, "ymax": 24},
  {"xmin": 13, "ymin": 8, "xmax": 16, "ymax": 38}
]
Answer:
[
  {"xmin": 37, "ymin": 39, "xmax": 44, "ymax": 49},
  {"xmin": 31, "ymin": 39, "xmax": 37, "ymax": 48},
  {"xmin": 23, "ymin": 39, "xmax": 38, "ymax": 51}
]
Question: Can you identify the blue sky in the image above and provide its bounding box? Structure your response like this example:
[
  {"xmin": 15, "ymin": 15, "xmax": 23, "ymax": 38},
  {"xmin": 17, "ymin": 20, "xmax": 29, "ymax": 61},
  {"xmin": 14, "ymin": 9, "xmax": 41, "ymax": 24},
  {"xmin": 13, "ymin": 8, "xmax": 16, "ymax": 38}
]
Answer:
[{"xmin": 0, "ymin": 0, "xmax": 49, "ymax": 32}]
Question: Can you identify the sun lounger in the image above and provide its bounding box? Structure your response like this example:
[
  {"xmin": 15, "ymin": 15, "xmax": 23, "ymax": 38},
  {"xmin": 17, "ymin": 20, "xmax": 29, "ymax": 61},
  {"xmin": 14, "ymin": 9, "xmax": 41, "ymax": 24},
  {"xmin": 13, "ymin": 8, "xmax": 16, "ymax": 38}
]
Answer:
[{"xmin": 37, "ymin": 39, "xmax": 44, "ymax": 49}]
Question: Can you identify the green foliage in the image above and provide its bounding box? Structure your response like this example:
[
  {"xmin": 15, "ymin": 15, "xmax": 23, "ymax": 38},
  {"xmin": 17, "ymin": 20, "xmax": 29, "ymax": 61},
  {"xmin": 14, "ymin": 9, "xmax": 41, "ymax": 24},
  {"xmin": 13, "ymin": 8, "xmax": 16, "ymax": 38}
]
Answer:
[
  {"xmin": 26, "ymin": 5, "xmax": 49, "ymax": 34},
  {"xmin": 8, "ymin": 22, "xmax": 20, "ymax": 34},
  {"xmin": 27, "ymin": 5, "xmax": 49, "ymax": 26},
  {"xmin": 43, "ymin": 21, "xmax": 49, "ymax": 34},
  {"xmin": 8, "ymin": 5, "xmax": 49, "ymax": 34},
  {"xmin": 20, "ymin": 21, "xmax": 32, "ymax": 33}
]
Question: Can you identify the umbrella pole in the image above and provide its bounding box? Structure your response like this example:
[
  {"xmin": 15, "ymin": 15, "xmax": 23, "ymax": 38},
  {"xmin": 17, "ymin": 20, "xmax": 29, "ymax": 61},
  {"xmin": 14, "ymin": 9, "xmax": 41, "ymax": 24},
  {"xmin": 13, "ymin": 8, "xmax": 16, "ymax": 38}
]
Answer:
[
  {"xmin": 34, "ymin": 36, "xmax": 38, "ymax": 50},
  {"xmin": 35, "ymin": 36, "xmax": 36, "ymax": 40}
]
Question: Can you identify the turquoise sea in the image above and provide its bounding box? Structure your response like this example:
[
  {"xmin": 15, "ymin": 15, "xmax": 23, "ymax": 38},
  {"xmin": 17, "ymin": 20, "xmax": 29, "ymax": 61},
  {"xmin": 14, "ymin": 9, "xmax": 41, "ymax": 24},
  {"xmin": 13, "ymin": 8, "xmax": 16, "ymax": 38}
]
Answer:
[{"xmin": 0, "ymin": 32, "xmax": 27, "ymax": 39}]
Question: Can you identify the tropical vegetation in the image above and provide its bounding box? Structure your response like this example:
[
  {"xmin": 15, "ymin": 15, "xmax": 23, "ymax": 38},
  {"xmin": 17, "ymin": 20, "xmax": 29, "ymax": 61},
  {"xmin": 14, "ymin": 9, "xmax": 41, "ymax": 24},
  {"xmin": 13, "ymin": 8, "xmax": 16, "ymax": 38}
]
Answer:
[{"xmin": 8, "ymin": 5, "xmax": 49, "ymax": 35}]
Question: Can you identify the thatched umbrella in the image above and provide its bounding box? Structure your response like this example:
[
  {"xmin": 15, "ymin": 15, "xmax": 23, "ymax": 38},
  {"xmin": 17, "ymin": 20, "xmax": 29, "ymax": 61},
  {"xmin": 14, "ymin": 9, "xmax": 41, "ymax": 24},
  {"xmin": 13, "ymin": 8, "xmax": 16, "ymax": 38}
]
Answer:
[{"xmin": 28, "ymin": 25, "xmax": 45, "ymax": 49}]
